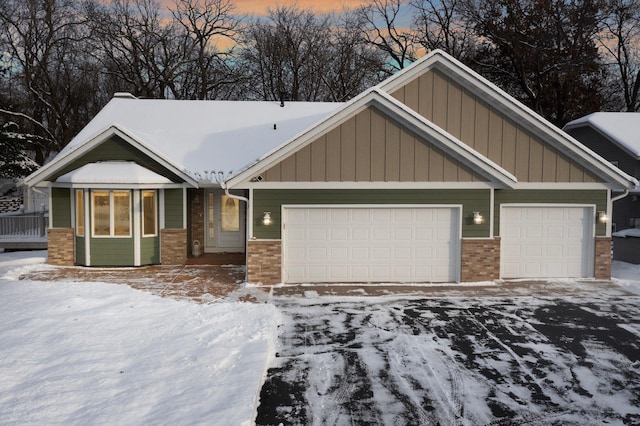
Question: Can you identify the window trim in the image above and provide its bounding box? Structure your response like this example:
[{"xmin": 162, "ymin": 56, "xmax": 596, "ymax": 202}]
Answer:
[
  {"xmin": 142, "ymin": 190, "xmax": 158, "ymax": 237},
  {"xmin": 91, "ymin": 190, "xmax": 132, "ymax": 238},
  {"xmin": 75, "ymin": 189, "xmax": 84, "ymax": 237}
]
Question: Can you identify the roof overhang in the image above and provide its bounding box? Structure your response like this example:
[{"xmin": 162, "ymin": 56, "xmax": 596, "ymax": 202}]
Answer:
[{"xmin": 22, "ymin": 124, "xmax": 199, "ymax": 189}]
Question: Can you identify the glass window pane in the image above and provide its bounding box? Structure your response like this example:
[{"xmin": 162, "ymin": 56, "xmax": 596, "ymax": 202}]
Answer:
[
  {"xmin": 113, "ymin": 191, "xmax": 130, "ymax": 236},
  {"xmin": 221, "ymin": 195, "xmax": 239, "ymax": 232},
  {"xmin": 76, "ymin": 190, "xmax": 84, "ymax": 236},
  {"xmin": 143, "ymin": 191, "xmax": 156, "ymax": 236},
  {"xmin": 93, "ymin": 191, "xmax": 110, "ymax": 236}
]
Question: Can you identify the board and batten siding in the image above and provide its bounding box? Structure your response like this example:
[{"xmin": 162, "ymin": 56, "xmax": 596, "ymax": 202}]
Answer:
[
  {"xmin": 494, "ymin": 189, "xmax": 608, "ymax": 237},
  {"xmin": 48, "ymin": 136, "xmax": 183, "ymax": 182},
  {"xmin": 262, "ymin": 106, "xmax": 484, "ymax": 183},
  {"xmin": 390, "ymin": 69, "xmax": 600, "ymax": 184},
  {"xmin": 51, "ymin": 187, "xmax": 71, "ymax": 228},
  {"xmin": 163, "ymin": 188, "xmax": 184, "ymax": 229},
  {"xmin": 253, "ymin": 189, "xmax": 490, "ymax": 239}
]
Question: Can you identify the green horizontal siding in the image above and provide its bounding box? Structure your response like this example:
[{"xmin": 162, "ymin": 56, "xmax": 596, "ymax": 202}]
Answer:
[
  {"xmin": 253, "ymin": 189, "xmax": 491, "ymax": 239},
  {"xmin": 51, "ymin": 188, "xmax": 71, "ymax": 228},
  {"xmin": 49, "ymin": 136, "xmax": 183, "ymax": 182},
  {"xmin": 494, "ymin": 189, "xmax": 608, "ymax": 236},
  {"xmin": 164, "ymin": 189, "xmax": 183, "ymax": 229},
  {"xmin": 90, "ymin": 238, "xmax": 134, "ymax": 266},
  {"xmin": 75, "ymin": 236, "xmax": 85, "ymax": 265},
  {"xmin": 141, "ymin": 236, "xmax": 160, "ymax": 265}
]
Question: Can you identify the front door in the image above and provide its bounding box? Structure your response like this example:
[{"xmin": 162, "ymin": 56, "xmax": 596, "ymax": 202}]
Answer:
[{"xmin": 204, "ymin": 189, "xmax": 245, "ymax": 252}]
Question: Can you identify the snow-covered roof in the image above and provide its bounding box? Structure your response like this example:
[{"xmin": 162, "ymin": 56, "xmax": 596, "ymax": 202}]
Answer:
[
  {"xmin": 564, "ymin": 112, "xmax": 640, "ymax": 159},
  {"xmin": 56, "ymin": 161, "xmax": 173, "ymax": 185},
  {"xmin": 58, "ymin": 98, "xmax": 342, "ymax": 182}
]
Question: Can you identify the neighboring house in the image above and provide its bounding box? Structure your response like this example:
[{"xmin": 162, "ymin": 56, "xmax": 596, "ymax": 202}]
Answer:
[
  {"xmin": 22, "ymin": 50, "xmax": 638, "ymax": 284},
  {"xmin": 564, "ymin": 113, "xmax": 640, "ymax": 232}
]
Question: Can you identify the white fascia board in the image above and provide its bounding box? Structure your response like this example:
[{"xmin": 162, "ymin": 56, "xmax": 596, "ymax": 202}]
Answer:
[
  {"xmin": 23, "ymin": 125, "xmax": 199, "ymax": 189},
  {"xmin": 226, "ymin": 87, "xmax": 517, "ymax": 189},
  {"xmin": 379, "ymin": 50, "xmax": 638, "ymax": 190},
  {"xmin": 235, "ymin": 182, "xmax": 496, "ymax": 190},
  {"xmin": 512, "ymin": 182, "xmax": 611, "ymax": 190}
]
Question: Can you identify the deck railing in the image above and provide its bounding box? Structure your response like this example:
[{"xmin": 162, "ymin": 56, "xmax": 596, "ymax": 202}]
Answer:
[{"xmin": 0, "ymin": 213, "xmax": 49, "ymax": 237}]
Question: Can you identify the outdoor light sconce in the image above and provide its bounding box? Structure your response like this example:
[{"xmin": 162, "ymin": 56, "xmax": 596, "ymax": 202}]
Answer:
[
  {"xmin": 262, "ymin": 212, "xmax": 273, "ymax": 226},
  {"xmin": 472, "ymin": 211, "xmax": 483, "ymax": 225},
  {"xmin": 597, "ymin": 211, "xmax": 608, "ymax": 224}
]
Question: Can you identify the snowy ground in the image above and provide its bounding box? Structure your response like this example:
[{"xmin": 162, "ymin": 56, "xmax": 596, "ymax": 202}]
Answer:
[
  {"xmin": 1, "ymin": 250, "xmax": 639, "ymax": 425},
  {"xmin": 0, "ymin": 251, "xmax": 281, "ymax": 425}
]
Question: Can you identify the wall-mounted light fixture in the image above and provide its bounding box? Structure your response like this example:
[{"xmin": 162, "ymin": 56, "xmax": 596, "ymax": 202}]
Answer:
[
  {"xmin": 262, "ymin": 212, "xmax": 272, "ymax": 226},
  {"xmin": 597, "ymin": 211, "xmax": 608, "ymax": 224},
  {"xmin": 472, "ymin": 211, "xmax": 483, "ymax": 225}
]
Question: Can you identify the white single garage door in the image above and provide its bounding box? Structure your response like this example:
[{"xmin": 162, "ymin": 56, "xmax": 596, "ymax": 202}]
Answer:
[
  {"xmin": 283, "ymin": 206, "xmax": 460, "ymax": 283},
  {"xmin": 500, "ymin": 206, "xmax": 594, "ymax": 278}
]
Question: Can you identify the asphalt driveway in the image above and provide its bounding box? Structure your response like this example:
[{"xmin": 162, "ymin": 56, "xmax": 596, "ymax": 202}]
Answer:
[{"xmin": 256, "ymin": 281, "xmax": 640, "ymax": 425}]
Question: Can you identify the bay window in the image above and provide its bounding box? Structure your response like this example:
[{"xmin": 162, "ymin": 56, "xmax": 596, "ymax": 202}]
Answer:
[{"xmin": 92, "ymin": 190, "xmax": 131, "ymax": 237}]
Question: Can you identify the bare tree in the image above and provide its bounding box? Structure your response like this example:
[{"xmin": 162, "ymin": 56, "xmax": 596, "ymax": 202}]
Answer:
[
  {"xmin": 463, "ymin": 0, "xmax": 608, "ymax": 126},
  {"xmin": 86, "ymin": 0, "xmax": 189, "ymax": 99},
  {"xmin": 240, "ymin": 5, "xmax": 332, "ymax": 101},
  {"xmin": 411, "ymin": 0, "xmax": 477, "ymax": 60},
  {"xmin": 321, "ymin": 10, "xmax": 387, "ymax": 102},
  {"xmin": 599, "ymin": 0, "xmax": 640, "ymax": 111},
  {"xmin": 171, "ymin": 0, "xmax": 242, "ymax": 99},
  {"xmin": 357, "ymin": 0, "xmax": 417, "ymax": 73},
  {"xmin": 0, "ymin": 0, "xmax": 100, "ymax": 165}
]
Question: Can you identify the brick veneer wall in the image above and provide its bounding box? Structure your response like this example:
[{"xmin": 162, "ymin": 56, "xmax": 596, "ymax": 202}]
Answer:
[
  {"xmin": 161, "ymin": 229, "xmax": 187, "ymax": 265},
  {"xmin": 47, "ymin": 228, "xmax": 74, "ymax": 266},
  {"xmin": 594, "ymin": 236, "xmax": 612, "ymax": 279},
  {"xmin": 460, "ymin": 237, "xmax": 500, "ymax": 282},
  {"xmin": 247, "ymin": 240, "xmax": 282, "ymax": 285}
]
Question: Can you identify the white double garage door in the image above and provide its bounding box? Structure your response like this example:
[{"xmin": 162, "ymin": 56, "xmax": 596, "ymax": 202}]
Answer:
[{"xmin": 282, "ymin": 205, "xmax": 595, "ymax": 283}]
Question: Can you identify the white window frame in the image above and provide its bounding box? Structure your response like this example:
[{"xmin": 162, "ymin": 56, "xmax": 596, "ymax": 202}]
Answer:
[
  {"xmin": 142, "ymin": 190, "xmax": 158, "ymax": 237},
  {"xmin": 75, "ymin": 189, "xmax": 84, "ymax": 237},
  {"xmin": 91, "ymin": 190, "xmax": 132, "ymax": 238}
]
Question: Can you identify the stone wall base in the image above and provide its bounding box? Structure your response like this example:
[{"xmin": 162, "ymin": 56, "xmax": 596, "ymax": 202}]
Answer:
[
  {"xmin": 594, "ymin": 236, "xmax": 612, "ymax": 279},
  {"xmin": 247, "ymin": 240, "xmax": 282, "ymax": 285},
  {"xmin": 460, "ymin": 238, "xmax": 500, "ymax": 282},
  {"xmin": 47, "ymin": 228, "xmax": 74, "ymax": 266},
  {"xmin": 161, "ymin": 229, "xmax": 187, "ymax": 265}
]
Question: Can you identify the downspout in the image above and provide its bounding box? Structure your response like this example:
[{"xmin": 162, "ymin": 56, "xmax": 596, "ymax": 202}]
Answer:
[
  {"xmin": 608, "ymin": 190, "xmax": 629, "ymax": 236},
  {"xmin": 220, "ymin": 180, "xmax": 250, "ymax": 283},
  {"xmin": 611, "ymin": 190, "xmax": 629, "ymax": 203}
]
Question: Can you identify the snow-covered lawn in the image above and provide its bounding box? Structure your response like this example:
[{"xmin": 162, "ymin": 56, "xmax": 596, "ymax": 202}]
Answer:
[
  {"xmin": 1, "ymin": 250, "xmax": 639, "ymax": 425},
  {"xmin": 0, "ymin": 251, "xmax": 281, "ymax": 425}
]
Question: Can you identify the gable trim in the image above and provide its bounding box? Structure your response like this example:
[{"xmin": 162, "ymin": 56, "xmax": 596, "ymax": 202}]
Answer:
[
  {"xmin": 22, "ymin": 124, "xmax": 198, "ymax": 188},
  {"xmin": 378, "ymin": 50, "xmax": 638, "ymax": 190},
  {"xmin": 226, "ymin": 88, "xmax": 518, "ymax": 189}
]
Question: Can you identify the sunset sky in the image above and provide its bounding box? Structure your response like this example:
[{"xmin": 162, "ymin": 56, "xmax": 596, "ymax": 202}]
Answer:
[{"xmin": 233, "ymin": 0, "xmax": 365, "ymax": 14}]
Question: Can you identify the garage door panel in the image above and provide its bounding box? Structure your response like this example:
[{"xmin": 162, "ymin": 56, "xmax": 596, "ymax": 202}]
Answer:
[
  {"xmin": 501, "ymin": 206, "xmax": 593, "ymax": 278},
  {"xmin": 284, "ymin": 207, "xmax": 459, "ymax": 283}
]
